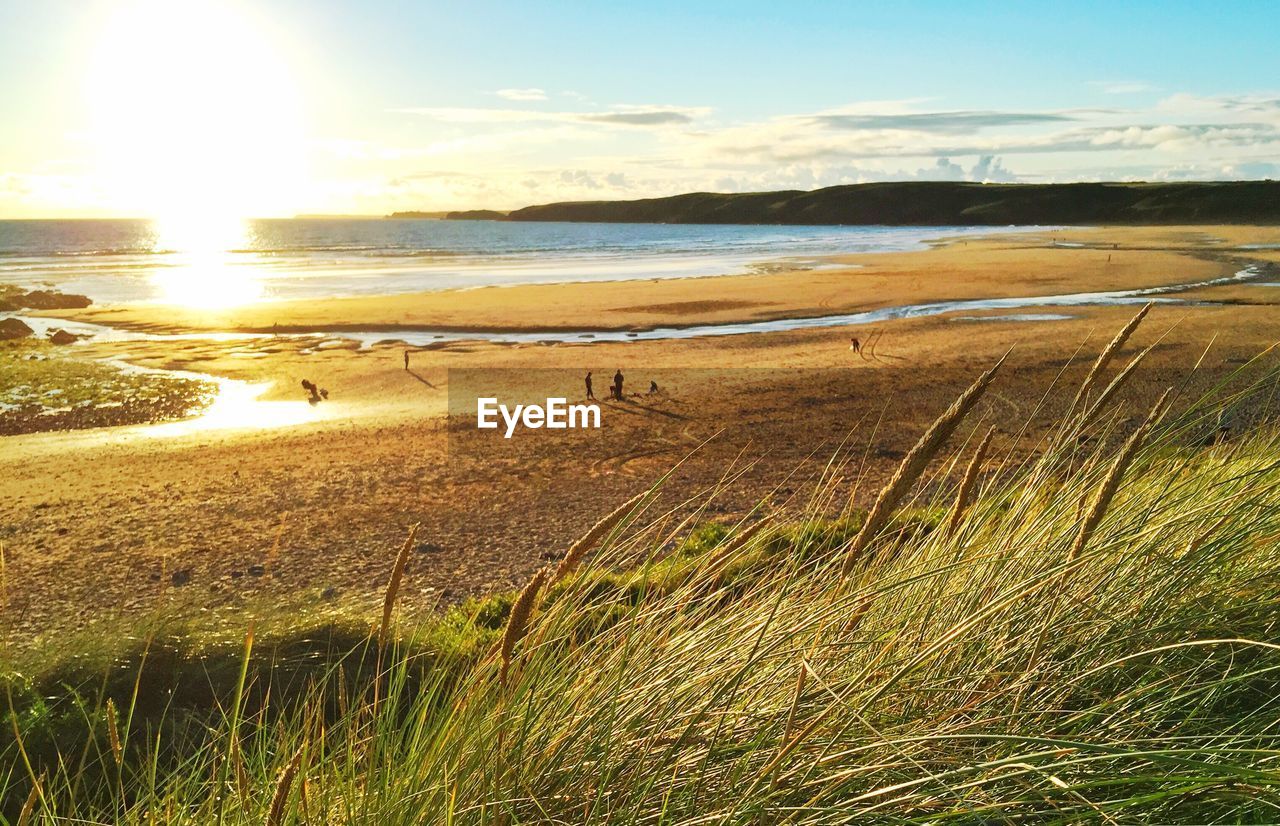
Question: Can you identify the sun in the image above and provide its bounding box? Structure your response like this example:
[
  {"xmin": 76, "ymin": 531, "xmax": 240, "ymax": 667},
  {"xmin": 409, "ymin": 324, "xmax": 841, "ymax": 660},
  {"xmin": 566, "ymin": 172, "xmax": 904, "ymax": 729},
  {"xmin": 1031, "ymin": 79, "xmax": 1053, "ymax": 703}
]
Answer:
[{"xmin": 84, "ymin": 0, "xmax": 308, "ymax": 258}]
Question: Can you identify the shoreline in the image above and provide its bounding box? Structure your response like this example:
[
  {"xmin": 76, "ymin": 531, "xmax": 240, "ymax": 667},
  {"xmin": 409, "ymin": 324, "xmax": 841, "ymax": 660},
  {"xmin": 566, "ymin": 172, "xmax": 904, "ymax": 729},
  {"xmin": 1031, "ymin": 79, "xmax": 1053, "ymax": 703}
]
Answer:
[
  {"xmin": 19, "ymin": 266, "xmax": 1265, "ymax": 345},
  {"xmin": 35, "ymin": 226, "xmax": 1274, "ymax": 339},
  {"xmin": 0, "ymin": 224, "xmax": 1015, "ymax": 307}
]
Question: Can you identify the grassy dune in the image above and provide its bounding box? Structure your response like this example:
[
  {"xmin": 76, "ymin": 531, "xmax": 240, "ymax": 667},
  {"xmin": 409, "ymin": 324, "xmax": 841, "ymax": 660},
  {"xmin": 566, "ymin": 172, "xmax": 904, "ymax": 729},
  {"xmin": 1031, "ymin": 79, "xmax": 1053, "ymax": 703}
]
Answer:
[{"xmin": 5, "ymin": 312, "xmax": 1280, "ymax": 823}]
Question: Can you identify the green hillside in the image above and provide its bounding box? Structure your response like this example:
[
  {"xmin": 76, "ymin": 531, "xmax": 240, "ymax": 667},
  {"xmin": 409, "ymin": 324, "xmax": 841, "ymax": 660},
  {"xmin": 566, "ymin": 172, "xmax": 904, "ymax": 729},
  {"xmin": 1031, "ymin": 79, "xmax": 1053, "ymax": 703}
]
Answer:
[{"xmin": 506, "ymin": 180, "xmax": 1280, "ymax": 225}]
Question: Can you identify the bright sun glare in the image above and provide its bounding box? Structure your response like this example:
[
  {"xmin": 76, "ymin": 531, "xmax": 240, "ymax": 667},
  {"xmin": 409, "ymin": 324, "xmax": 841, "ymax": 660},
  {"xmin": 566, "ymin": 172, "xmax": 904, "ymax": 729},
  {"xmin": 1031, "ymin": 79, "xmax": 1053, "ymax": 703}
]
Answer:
[{"xmin": 85, "ymin": 0, "xmax": 308, "ymax": 307}]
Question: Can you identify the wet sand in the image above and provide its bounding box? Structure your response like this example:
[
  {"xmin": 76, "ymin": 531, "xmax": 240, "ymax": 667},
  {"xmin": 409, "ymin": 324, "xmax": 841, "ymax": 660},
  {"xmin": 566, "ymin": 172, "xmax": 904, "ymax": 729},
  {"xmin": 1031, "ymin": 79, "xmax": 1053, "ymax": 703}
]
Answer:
[
  {"xmin": 3, "ymin": 226, "xmax": 1279, "ymax": 647},
  {"xmin": 42, "ymin": 226, "xmax": 1263, "ymax": 335}
]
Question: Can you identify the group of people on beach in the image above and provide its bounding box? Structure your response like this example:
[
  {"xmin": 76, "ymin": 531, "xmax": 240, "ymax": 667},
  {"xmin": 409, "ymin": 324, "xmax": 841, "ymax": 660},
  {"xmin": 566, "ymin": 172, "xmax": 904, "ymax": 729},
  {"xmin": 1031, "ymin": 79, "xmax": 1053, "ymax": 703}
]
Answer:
[
  {"xmin": 400, "ymin": 349, "xmax": 658, "ymax": 403},
  {"xmin": 585, "ymin": 369, "xmax": 659, "ymax": 401}
]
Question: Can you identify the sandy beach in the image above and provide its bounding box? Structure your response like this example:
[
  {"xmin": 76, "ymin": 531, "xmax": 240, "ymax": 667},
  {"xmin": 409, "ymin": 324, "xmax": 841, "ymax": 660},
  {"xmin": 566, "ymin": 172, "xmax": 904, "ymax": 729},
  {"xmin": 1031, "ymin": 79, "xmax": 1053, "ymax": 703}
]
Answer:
[
  {"xmin": 4, "ymin": 225, "xmax": 1279, "ymax": 645},
  {"xmin": 43, "ymin": 226, "xmax": 1247, "ymax": 335}
]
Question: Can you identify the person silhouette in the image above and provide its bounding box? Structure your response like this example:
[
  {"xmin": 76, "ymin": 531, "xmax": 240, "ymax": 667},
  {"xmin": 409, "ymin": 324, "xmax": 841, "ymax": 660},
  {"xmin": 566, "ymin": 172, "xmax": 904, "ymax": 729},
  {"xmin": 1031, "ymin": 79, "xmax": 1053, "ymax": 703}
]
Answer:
[
  {"xmin": 585, "ymin": 371, "xmax": 595, "ymax": 400},
  {"xmin": 613, "ymin": 369, "xmax": 624, "ymax": 400},
  {"xmin": 404, "ymin": 350, "xmax": 410, "ymax": 370}
]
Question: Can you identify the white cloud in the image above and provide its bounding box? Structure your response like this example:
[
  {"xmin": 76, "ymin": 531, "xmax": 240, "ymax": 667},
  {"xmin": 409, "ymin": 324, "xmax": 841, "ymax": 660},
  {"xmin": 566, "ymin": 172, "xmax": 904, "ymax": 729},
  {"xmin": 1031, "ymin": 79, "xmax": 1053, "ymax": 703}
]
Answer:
[
  {"xmin": 392, "ymin": 104, "xmax": 711, "ymax": 129},
  {"xmin": 811, "ymin": 110, "xmax": 1076, "ymax": 134},
  {"xmin": 293, "ymin": 92, "xmax": 1280, "ymax": 213},
  {"xmin": 494, "ymin": 88, "xmax": 547, "ymax": 101},
  {"xmin": 68, "ymin": 93, "xmax": 1268, "ymax": 215},
  {"xmin": 930, "ymin": 157, "xmax": 966, "ymax": 181},
  {"xmin": 971, "ymin": 155, "xmax": 1018, "ymax": 183}
]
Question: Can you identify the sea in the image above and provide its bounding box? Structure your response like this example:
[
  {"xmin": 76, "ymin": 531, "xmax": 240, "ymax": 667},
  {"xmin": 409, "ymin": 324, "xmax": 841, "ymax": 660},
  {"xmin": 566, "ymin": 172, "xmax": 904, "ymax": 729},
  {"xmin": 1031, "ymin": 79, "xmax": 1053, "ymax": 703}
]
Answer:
[{"xmin": 0, "ymin": 218, "xmax": 1012, "ymax": 305}]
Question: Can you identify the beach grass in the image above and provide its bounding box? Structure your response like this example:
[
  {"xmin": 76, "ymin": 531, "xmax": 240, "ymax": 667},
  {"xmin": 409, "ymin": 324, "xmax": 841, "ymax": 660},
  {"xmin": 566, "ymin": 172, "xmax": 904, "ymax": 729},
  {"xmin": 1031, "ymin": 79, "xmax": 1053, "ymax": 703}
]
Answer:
[{"xmin": 4, "ymin": 319, "xmax": 1280, "ymax": 822}]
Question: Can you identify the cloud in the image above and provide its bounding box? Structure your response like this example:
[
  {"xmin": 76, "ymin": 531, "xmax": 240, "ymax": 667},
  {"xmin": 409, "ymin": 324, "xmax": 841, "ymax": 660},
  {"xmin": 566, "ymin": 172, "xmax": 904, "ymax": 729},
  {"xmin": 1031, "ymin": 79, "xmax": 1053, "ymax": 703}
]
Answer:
[
  {"xmin": 392, "ymin": 107, "xmax": 553, "ymax": 123},
  {"xmin": 314, "ymin": 91, "xmax": 1280, "ymax": 212},
  {"xmin": 691, "ymin": 111, "xmax": 1280, "ymax": 166},
  {"xmin": 930, "ymin": 157, "xmax": 966, "ymax": 180},
  {"xmin": 811, "ymin": 110, "xmax": 1074, "ymax": 134},
  {"xmin": 971, "ymin": 155, "xmax": 1018, "ymax": 183},
  {"xmin": 1157, "ymin": 93, "xmax": 1280, "ymax": 123},
  {"xmin": 392, "ymin": 104, "xmax": 707, "ymax": 128},
  {"xmin": 1221, "ymin": 161, "xmax": 1280, "ymax": 179},
  {"xmin": 494, "ymin": 88, "xmax": 547, "ymax": 101},
  {"xmin": 906, "ymin": 157, "xmax": 1019, "ymax": 183},
  {"xmin": 579, "ymin": 110, "xmax": 694, "ymax": 126}
]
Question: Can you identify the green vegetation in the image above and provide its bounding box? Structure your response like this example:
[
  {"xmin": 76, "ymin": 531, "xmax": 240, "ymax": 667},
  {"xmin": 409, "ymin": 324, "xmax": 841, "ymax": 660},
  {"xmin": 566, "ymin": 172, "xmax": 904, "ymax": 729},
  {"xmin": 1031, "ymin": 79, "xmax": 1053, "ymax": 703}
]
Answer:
[
  {"xmin": 0, "ymin": 340, "xmax": 215, "ymax": 434},
  {"xmin": 506, "ymin": 180, "xmax": 1280, "ymax": 225},
  {"xmin": 5, "ymin": 314, "xmax": 1280, "ymax": 822}
]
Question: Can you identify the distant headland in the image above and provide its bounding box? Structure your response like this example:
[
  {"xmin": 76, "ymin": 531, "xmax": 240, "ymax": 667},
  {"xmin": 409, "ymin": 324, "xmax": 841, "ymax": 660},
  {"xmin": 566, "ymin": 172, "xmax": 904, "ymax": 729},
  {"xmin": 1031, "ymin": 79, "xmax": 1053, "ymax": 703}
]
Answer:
[
  {"xmin": 387, "ymin": 209, "xmax": 509, "ymax": 220},
  {"xmin": 393, "ymin": 180, "xmax": 1280, "ymax": 226}
]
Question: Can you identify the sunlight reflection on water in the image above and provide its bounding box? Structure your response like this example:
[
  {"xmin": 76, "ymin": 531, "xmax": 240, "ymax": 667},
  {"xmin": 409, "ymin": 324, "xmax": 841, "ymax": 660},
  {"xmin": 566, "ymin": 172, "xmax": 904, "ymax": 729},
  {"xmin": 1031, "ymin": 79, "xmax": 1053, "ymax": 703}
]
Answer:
[
  {"xmin": 102, "ymin": 359, "xmax": 331, "ymax": 436},
  {"xmin": 162, "ymin": 379, "xmax": 326, "ymax": 434}
]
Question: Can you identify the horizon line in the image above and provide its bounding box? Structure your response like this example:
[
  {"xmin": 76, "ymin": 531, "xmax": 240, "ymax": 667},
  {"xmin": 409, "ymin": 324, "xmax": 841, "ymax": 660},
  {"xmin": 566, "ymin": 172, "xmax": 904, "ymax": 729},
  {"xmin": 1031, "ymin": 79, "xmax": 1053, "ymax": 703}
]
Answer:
[{"xmin": 4, "ymin": 178, "xmax": 1278, "ymax": 221}]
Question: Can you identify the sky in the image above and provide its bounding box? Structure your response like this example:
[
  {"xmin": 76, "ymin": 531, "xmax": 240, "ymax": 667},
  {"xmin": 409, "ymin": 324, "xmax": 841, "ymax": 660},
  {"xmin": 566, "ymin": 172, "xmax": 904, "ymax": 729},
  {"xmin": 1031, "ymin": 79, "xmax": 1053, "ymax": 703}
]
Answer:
[{"xmin": 1, "ymin": 0, "xmax": 1278, "ymax": 218}]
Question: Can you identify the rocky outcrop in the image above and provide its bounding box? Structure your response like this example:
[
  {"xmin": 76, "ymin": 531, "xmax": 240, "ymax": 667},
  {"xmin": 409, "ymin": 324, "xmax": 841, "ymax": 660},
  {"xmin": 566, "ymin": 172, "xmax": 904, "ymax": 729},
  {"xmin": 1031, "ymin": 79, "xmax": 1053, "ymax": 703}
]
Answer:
[
  {"xmin": 18, "ymin": 290, "xmax": 93, "ymax": 310},
  {"xmin": 0, "ymin": 317, "xmax": 34, "ymax": 340},
  {"xmin": 0, "ymin": 287, "xmax": 93, "ymax": 310},
  {"xmin": 48, "ymin": 328, "xmax": 79, "ymax": 345}
]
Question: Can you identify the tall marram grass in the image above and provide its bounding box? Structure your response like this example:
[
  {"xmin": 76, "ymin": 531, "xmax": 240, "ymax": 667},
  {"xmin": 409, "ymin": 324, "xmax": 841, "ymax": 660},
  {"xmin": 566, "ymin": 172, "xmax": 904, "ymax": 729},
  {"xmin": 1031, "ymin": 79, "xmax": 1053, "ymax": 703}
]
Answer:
[{"xmin": 6, "ymin": 327, "xmax": 1280, "ymax": 822}]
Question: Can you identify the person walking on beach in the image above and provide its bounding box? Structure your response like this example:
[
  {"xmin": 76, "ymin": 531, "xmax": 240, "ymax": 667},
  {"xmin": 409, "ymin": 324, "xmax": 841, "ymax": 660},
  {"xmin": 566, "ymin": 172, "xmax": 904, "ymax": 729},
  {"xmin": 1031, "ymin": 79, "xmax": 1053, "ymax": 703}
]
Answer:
[
  {"xmin": 585, "ymin": 371, "xmax": 595, "ymax": 400},
  {"xmin": 613, "ymin": 369, "xmax": 624, "ymax": 400},
  {"xmin": 849, "ymin": 336, "xmax": 860, "ymax": 354},
  {"xmin": 404, "ymin": 349, "xmax": 410, "ymax": 370}
]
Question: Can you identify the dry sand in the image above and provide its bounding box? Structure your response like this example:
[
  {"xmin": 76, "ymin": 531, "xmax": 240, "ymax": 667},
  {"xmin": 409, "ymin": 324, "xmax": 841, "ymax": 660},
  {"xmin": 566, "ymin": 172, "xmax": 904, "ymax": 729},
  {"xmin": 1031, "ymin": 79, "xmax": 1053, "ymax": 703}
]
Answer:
[{"xmin": 3, "ymin": 226, "xmax": 1279, "ymax": 646}]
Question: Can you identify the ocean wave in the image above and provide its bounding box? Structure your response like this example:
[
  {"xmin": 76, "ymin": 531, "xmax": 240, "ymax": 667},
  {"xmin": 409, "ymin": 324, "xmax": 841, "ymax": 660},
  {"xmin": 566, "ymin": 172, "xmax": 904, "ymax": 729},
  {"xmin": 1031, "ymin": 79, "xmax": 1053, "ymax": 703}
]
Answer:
[
  {"xmin": 0, "ymin": 247, "xmax": 174, "ymax": 258},
  {"xmin": 239, "ymin": 246, "xmax": 463, "ymax": 257}
]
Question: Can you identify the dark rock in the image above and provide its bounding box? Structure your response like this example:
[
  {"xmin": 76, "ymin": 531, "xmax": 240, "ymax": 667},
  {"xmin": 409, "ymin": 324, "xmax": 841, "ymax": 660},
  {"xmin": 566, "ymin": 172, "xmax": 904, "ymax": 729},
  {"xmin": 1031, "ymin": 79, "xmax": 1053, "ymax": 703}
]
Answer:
[
  {"xmin": 171, "ymin": 569, "xmax": 192, "ymax": 586},
  {"xmin": 0, "ymin": 318, "xmax": 34, "ymax": 340},
  {"xmin": 230, "ymin": 569, "xmax": 243, "ymax": 579},
  {"xmin": 416, "ymin": 542, "xmax": 443, "ymax": 554},
  {"xmin": 321, "ymin": 586, "xmax": 338, "ymax": 600},
  {"xmin": 18, "ymin": 289, "xmax": 92, "ymax": 310},
  {"xmin": 48, "ymin": 328, "xmax": 79, "ymax": 345},
  {"xmin": 247, "ymin": 564, "xmax": 265, "ymax": 577}
]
